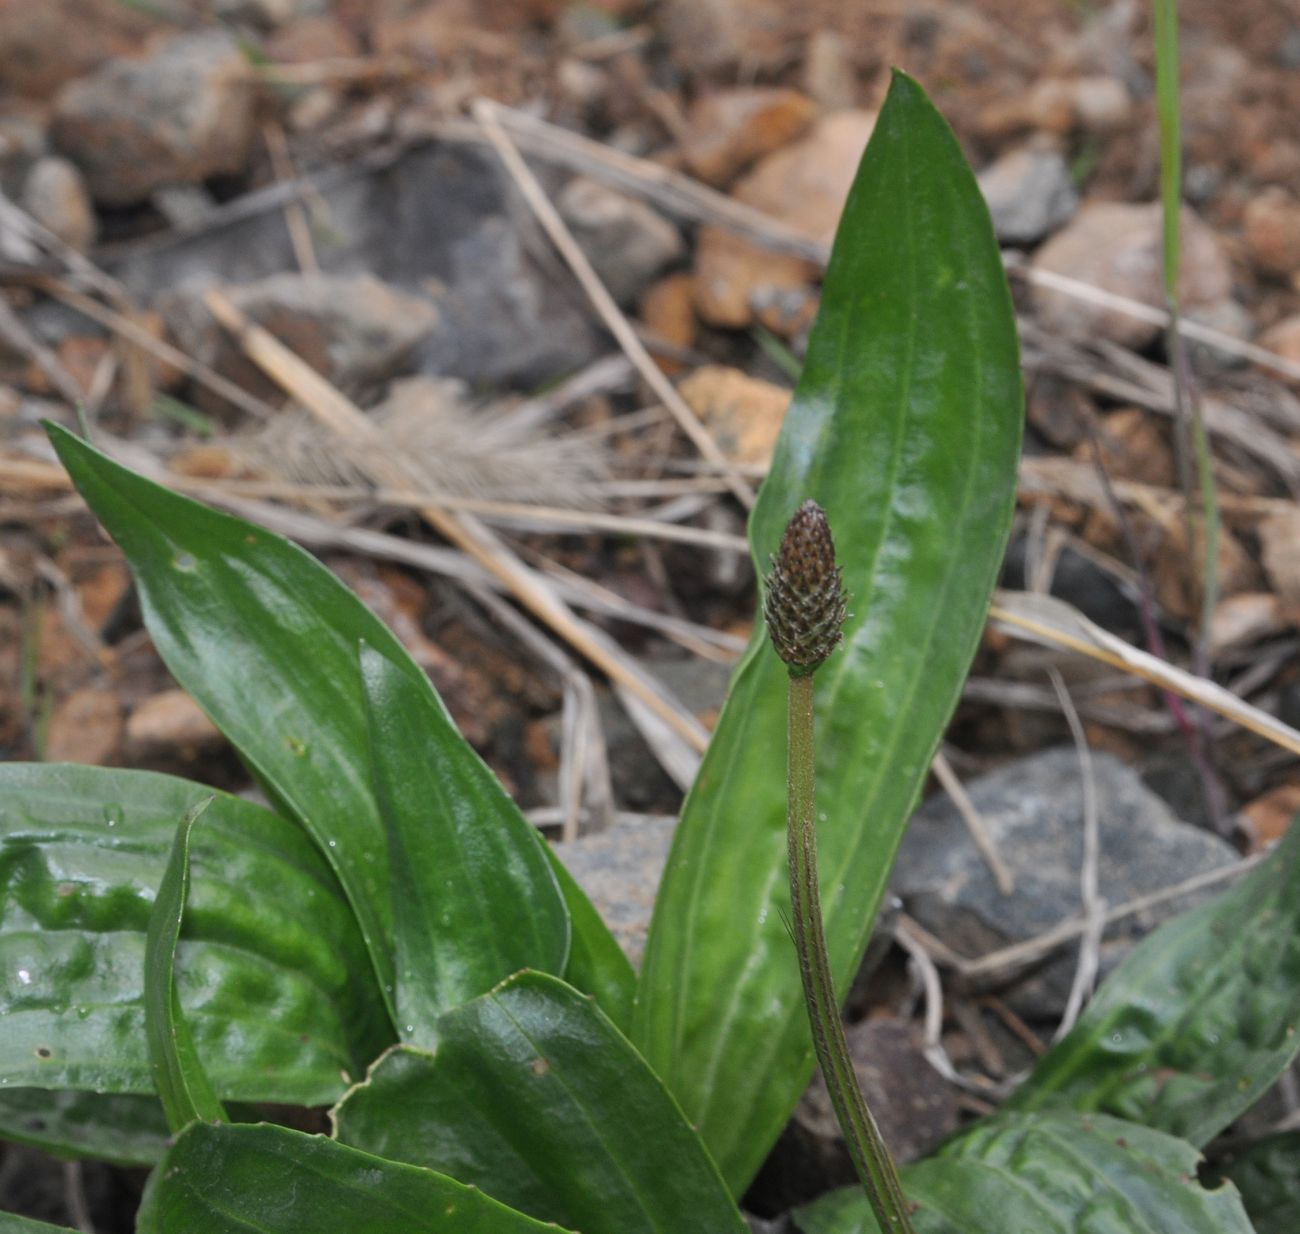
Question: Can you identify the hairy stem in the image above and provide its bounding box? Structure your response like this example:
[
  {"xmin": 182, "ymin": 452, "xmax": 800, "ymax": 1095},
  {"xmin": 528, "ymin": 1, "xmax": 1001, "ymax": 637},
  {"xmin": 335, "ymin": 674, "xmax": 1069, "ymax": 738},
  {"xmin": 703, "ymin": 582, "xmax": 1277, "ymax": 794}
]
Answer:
[{"xmin": 786, "ymin": 670, "xmax": 916, "ymax": 1232}]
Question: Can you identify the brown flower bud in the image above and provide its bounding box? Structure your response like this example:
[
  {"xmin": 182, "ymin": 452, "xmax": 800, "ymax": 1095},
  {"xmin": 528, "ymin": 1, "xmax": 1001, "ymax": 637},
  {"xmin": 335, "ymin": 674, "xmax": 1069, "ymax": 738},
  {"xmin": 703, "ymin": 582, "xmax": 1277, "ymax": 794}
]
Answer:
[{"xmin": 763, "ymin": 500, "xmax": 847, "ymax": 673}]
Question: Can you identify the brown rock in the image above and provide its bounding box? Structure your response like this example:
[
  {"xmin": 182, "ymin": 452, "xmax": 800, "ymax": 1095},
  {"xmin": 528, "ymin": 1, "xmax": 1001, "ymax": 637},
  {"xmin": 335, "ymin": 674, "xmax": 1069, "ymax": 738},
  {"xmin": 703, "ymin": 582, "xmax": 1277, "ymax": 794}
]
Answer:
[
  {"xmin": 1258, "ymin": 314, "xmax": 1300, "ymax": 368},
  {"xmin": 126, "ymin": 689, "xmax": 223, "ymax": 755},
  {"xmin": 677, "ymin": 365, "xmax": 790, "ymax": 466},
  {"xmin": 640, "ymin": 273, "xmax": 696, "ymax": 374},
  {"xmin": 1069, "ymin": 75, "xmax": 1132, "ymax": 133},
  {"xmin": 51, "ymin": 31, "xmax": 255, "ymax": 206},
  {"xmin": 690, "ymin": 110, "xmax": 874, "ymax": 329},
  {"xmin": 734, "ymin": 109, "xmax": 877, "ymax": 243},
  {"xmin": 0, "ymin": 0, "xmax": 154, "ymax": 98},
  {"xmin": 798, "ymin": 1018, "xmax": 958, "ymax": 1165},
  {"xmin": 1243, "ymin": 188, "xmax": 1300, "ymax": 282},
  {"xmin": 1075, "ymin": 408, "xmax": 1175, "ymax": 487},
  {"xmin": 680, "ymin": 88, "xmax": 816, "ymax": 186},
  {"xmin": 370, "ymin": 1, "xmax": 513, "ymax": 60},
  {"xmin": 1258, "ymin": 508, "xmax": 1300, "ymax": 617},
  {"xmin": 1032, "ymin": 202, "xmax": 1232, "ymax": 349},
  {"xmin": 55, "ymin": 336, "xmax": 110, "ymax": 400},
  {"xmin": 37, "ymin": 610, "xmax": 89, "ymax": 682},
  {"xmin": 802, "ymin": 28, "xmax": 856, "ymax": 111},
  {"xmin": 660, "ymin": 0, "xmax": 789, "ymax": 72},
  {"xmin": 1241, "ymin": 782, "xmax": 1300, "ymax": 853},
  {"xmin": 46, "ymin": 686, "xmax": 123, "ymax": 765},
  {"xmin": 977, "ymin": 76, "xmax": 1130, "ymax": 138},
  {"xmin": 135, "ymin": 309, "xmax": 186, "ymax": 392},
  {"xmin": 265, "ymin": 15, "xmax": 360, "ymax": 62},
  {"xmin": 20, "ymin": 156, "xmax": 96, "ymax": 252},
  {"xmin": 692, "ymin": 227, "xmax": 814, "ymax": 329},
  {"xmin": 0, "ymin": 100, "xmax": 48, "ymax": 169},
  {"xmin": 75, "ymin": 562, "xmax": 131, "ymax": 631},
  {"xmin": 978, "ymin": 79, "xmax": 1072, "ymax": 138},
  {"xmin": 1209, "ymin": 592, "xmax": 1286, "ymax": 654},
  {"xmin": 753, "ymin": 284, "xmax": 819, "ymax": 340},
  {"xmin": 1153, "ymin": 520, "xmax": 1258, "ymax": 623}
]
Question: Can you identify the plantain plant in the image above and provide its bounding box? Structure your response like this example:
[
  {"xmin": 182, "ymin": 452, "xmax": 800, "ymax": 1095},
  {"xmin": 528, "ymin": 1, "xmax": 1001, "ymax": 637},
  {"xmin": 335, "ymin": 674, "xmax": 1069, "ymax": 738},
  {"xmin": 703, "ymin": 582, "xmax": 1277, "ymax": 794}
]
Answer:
[{"xmin": 1, "ymin": 71, "xmax": 1295, "ymax": 1233}]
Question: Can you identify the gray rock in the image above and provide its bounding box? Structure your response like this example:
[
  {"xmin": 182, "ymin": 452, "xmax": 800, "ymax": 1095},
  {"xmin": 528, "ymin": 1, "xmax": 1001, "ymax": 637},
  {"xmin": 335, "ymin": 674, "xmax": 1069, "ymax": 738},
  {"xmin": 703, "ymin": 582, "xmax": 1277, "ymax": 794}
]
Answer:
[
  {"xmin": 551, "ymin": 814, "xmax": 676, "ymax": 969},
  {"xmin": 1030, "ymin": 201, "xmax": 1232, "ymax": 349},
  {"xmin": 558, "ymin": 177, "xmax": 684, "ymax": 305},
  {"xmin": 109, "ymin": 142, "xmax": 601, "ymax": 389},
  {"xmin": 51, "ymin": 30, "xmax": 255, "ymax": 206},
  {"xmin": 592, "ymin": 651, "xmax": 734, "ymax": 810},
  {"xmin": 1186, "ymin": 297, "xmax": 1253, "ymax": 372},
  {"xmin": 891, "ymin": 746, "xmax": 1237, "ymax": 1018},
  {"xmin": 978, "ymin": 143, "xmax": 1078, "ymax": 245},
  {"xmin": 162, "ymin": 273, "xmax": 439, "ymax": 405},
  {"xmin": 20, "ymin": 155, "xmax": 95, "ymax": 251},
  {"xmin": 797, "ymin": 1018, "xmax": 957, "ymax": 1166}
]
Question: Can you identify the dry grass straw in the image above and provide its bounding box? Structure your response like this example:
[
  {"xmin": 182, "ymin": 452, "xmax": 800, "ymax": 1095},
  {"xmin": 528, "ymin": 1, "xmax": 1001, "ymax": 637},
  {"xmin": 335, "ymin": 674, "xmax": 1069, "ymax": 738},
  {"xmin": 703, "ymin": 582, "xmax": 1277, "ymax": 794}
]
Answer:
[{"xmin": 202, "ymin": 287, "xmax": 710, "ymax": 758}]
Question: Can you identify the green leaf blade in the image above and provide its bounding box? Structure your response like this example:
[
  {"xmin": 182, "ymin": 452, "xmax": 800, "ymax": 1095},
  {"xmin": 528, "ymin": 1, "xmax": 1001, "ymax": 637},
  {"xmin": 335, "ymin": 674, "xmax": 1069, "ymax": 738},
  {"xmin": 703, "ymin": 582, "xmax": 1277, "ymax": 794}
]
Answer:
[
  {"xmin": 1010, "ymin": 820, "xmax": 1300, "ymax": 1145},
  {"xmin": 0, "ymin": 1090, "xmax": 170, "ymax": 1166},
  {"xmin": 333, "ymin": 971, "xmax": 747, "ymax": 1234},
  {"xmin": 0, "ymin": 764, "xmax": 390, "ymax": 1138},
  {"xmin": 135, "ymin": 1121, "xmax": 570, "ymax": 1234},
  {"xmin": 633, "ymin": 69, "xmax": 1023, "ymax": 1193},
  {"xmin": 143, "ymin": 796, "xmax": 227, "ymax": 1130},
  {"xmin": 793, "ymin": 1111, "xmax": 1255, "ymax": 1234},
  {"xmin": 47, "ymin": 423, "xmax": 418, "ymax": 1009},
  {"xmin": 0, "ymin": 1215, "xmax": 80, "ymax": 1233},
  {"xmin": 359, "ymin": 643, "xmax": 569, "ymax": 1040}
]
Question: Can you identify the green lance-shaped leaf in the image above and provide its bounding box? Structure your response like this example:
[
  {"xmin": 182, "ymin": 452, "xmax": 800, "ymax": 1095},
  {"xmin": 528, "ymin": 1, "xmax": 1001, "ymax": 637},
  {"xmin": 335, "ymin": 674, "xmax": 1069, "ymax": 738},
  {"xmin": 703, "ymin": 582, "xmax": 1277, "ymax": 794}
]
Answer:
[
  {"xmin": 135, "ymin": 1120, "xmax": 571, "ymax": 1234},
  {"xmin": 0, "ymin": 764, "xmax": 390, "ymax": 1137},
  {"xmin": 333, "ymin": 970, "xmax": 747, "ymax": 1234},
  {"xmin": 1212, "ymin": 1132, "xmax": 1300, "ymax": 1234},
  {"xmin": 0, "ymin": 1090, "xmax": 169, "ymax": 1167},
  {"xmin": 143, "ymin": 796, "xmax": 227, "ymax": 1130},
  {"xmin": 46, "ymin": 424, "xmax": 626, "ymax": 1024},
  {"xmin": 792, "ymin": 1110, "xmax": 1255, "ymax": 1234},
  {"xmin": 359, "ymin": 642, "xmax": 568, "ymax": 1041},
  {"xmin": 1010, "ymin": 818, "xmax": 1300, "ymax": 1145},
  {"xmin": 632, "ymin": 69, "xmax": 1023, "ymax": 1193},
  {"xmin": 0, "ymin": 1215, "xmax": 80, "ymax": 1233}
]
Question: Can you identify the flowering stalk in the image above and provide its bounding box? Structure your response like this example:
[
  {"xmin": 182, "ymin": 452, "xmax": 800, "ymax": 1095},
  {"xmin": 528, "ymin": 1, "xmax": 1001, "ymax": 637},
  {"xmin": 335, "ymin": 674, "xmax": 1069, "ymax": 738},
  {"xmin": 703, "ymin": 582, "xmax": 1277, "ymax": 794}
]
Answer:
[{"xmin": 765, "ymin": 501, "xmax": 916, "ymax": 1234}]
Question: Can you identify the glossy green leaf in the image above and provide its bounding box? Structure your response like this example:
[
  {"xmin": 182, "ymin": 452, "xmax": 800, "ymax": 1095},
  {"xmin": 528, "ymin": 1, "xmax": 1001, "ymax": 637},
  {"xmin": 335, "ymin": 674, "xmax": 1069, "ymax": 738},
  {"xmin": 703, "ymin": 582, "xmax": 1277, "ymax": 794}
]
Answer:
[
  {"xmin": 0, "ymin": 764, "xmax": 390, "ymax": 1116},
  {"xmin": 545, "ymin": 846, "xmax": 635, "ymax": 1031},
  {"xmin": 1010, "ymin": 819, "xmax": 1300, "ymax": 1145},
  {"xmin": 135, "ymin": 1120, "xmax": 570, "ymax": 1234},
  {"xmin": 144, "ymin": 796, "xmax": 227, "ymax": 1130},
  {"xmin": 48, "ymin": 424, "xmax": 625, "ymax": 1027},
  {"xmin": 793, "ymin": 1111, "xmax": 1254, "ymax": 1234},
  {"xmin": 333, "ymin": 971, "xmax": 747, "ymax": 1234},
  {"xmin": 0, "ymin": 1215, "xmax": 78, "ymax": 1233},
  {"xmin": 359, "ymin": 642, "xmax": 568, "ymax": 1042},
  {"xmin": 0, "ymin": 1089, "xmax": 169, "ymax": 1166},
  {"xmin": 48, "ymin": 422, "xmax": 421, "ymax": 1009},
  {"xmin": 633, "ymin": 69, "xmax": 1022, "ymax": 1192},
  {"xmin": 1214, "ymin": 1132, "xmax": 1300, "ymax": 1234}
]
